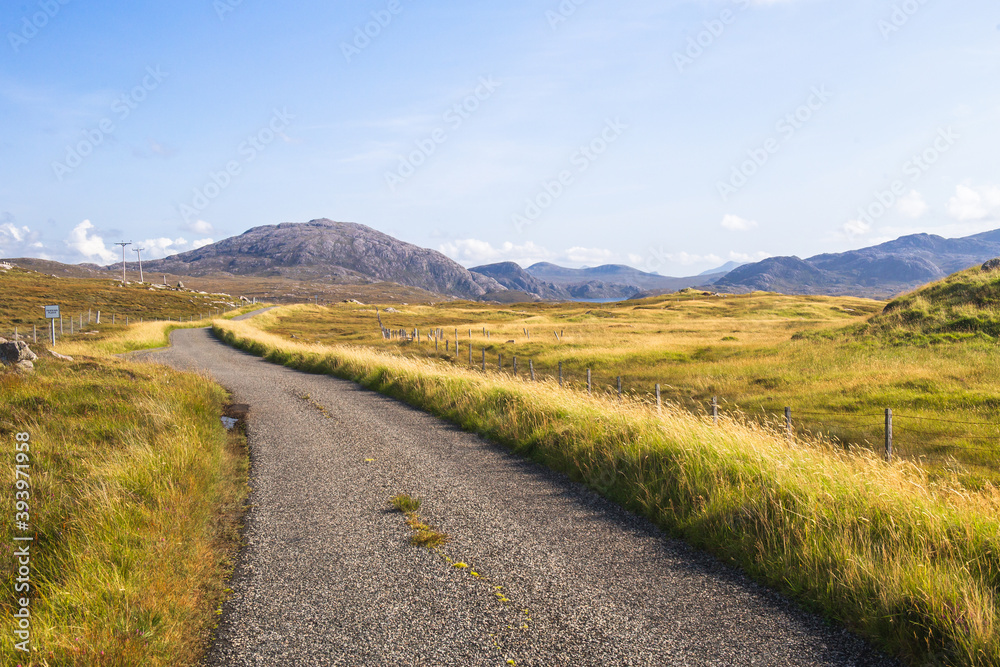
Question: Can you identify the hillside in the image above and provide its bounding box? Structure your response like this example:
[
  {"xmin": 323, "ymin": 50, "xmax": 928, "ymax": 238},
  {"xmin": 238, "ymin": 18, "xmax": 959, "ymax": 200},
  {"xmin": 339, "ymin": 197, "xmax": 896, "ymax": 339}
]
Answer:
[
  {"xmin": 524, "ymin": 262, "xmax": 722, "ymax": 300},
  {"xmin": 469, "ymin": 262, "xmax": 569, "ymax": 300},
  {"xmin": 867, "ymin": 259, "xmax": 1000, "ymax": 340},
  {"xmin": 137, "ymin": 219, "xmax": 505, "ymax": 300},
  {"xmin": 717, "ymin": 230, "xmax": 1000, "ymax": 298}
]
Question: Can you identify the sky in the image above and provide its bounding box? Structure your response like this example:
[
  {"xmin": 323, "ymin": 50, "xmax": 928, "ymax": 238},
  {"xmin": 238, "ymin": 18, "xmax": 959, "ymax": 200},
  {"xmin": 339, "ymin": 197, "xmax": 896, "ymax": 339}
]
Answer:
[{"xmin": 1, "ymin": 0, "xmax": 998, "ymax": 277}]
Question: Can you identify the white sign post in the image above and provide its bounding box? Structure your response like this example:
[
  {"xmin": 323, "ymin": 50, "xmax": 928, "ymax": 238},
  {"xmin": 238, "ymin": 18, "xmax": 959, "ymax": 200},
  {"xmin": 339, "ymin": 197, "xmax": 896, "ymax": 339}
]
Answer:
[{"xmin": 43, "ymin": 305, "xmax": 60, "ymax": 345}]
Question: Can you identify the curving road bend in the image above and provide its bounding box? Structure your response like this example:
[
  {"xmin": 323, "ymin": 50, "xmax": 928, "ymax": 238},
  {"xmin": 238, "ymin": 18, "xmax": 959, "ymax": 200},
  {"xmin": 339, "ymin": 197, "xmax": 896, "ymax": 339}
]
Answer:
[{"xmin": 136, "ymin": 324, "xmax": 899, "ymax": 667}]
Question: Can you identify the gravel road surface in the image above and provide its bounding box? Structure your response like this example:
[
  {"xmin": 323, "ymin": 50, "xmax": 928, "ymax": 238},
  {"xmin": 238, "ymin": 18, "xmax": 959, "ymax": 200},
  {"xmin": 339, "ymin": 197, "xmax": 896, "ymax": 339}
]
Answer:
[{"xmin": 137, "ymin": 325, "xmax": 899, "ymax": 667}]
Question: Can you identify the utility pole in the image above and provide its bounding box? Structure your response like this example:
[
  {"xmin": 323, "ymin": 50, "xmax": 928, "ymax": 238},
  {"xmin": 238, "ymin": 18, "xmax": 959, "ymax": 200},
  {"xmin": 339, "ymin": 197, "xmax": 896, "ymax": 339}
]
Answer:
[
  {"xmin": 133, "ymin": 247, "xmax": 145, "ymax": 283},
  {"xmin": 114, "ymin": 241, "xmax": 132, "ymax": 283}
]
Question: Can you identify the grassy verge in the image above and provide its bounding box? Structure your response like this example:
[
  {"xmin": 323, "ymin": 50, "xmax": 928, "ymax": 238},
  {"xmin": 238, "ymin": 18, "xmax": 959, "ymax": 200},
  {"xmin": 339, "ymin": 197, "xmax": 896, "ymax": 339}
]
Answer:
[
  {"xmin": 215, "ymin": 312, "xmax": 1000, "ymax": 667},
  {"xmin": 260, "ymin": 300, "xmax": 1000, "ymax": 487},
  {"xmin": 0, "ymin": 355, "xmax": 249, "ymax": 666}
]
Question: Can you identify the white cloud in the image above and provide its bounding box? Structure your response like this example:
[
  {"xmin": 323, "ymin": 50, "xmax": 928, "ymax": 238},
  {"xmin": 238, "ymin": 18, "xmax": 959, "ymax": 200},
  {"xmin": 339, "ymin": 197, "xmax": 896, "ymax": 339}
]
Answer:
[
  {"xmin": 842, "ymin": 219, "xmax": 871, "ymax": 240},
  {"xmin": 438, "ymin": 239, "xmax": 553, "ymax": 266},
  {"xmin": 65, "ymin": 220, "xmax": 116, "ymax": 263},
  {"xmin": 564, "ymin": 246, "xmax": 616, "ymax": 265},
  {"xmin": 139, "ymin": 236, "xmax": 215, "ymax": 259},
  {"xmin": 0, "ymin": 218, "xmax": 44, "ymax": 258},
  {"xmin": 896, "ymin": 190, "xmax": 928, "ymax": 219},
  {"xmin": 721, "ymin": 214, "xmax": 758, "ymax": 232},
  {"xmin": 182, "ymin": 219, "xmax": 215, "ymax": 235},
  {"xmin": 947, "ymin": 184, "xmax": 1000, "ymax": 221},
  {"xmin": 727, "ymin": 251, "xmax": 771, "ymax": 263},
  {"xmin": 662, "ymin": 251, "xmax": 723, "ymax": 266}
]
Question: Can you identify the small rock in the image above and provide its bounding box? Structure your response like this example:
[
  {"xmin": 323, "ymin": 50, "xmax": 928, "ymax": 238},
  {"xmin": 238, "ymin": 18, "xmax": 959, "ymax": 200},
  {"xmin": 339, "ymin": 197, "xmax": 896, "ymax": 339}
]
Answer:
[
  {"xmin": 177, "ymin": 281, "xmax": 185, "ymax": 289},
  {"xmin": 983, "ymin": 258, "xmax": 1000, "ymax": 272},
  {"xmin": 0, "ymin": 341, "xmax": 38, "ymax": 366},
  {"xmin": 50, "ymin": 351, "xmax": 74, "ymax": 361},
  {"xmin": 384, "ymin": 307, "xmax": 399, "ymax": 313}
]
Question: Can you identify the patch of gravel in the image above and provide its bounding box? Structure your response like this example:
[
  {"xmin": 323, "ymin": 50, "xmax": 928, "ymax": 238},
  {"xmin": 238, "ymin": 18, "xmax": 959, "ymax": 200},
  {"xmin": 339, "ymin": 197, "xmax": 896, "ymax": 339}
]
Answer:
[{"xmin": 136, "ymin": 327, "xmax": 900, "ymax": 667}]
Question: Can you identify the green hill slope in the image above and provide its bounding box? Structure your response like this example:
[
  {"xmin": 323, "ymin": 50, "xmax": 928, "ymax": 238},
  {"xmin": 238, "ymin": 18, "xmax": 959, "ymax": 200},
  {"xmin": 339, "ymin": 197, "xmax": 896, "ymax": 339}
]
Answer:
[{"xmin": 867, "ymin": 262, "xmax": 1000, "ymax": 341}]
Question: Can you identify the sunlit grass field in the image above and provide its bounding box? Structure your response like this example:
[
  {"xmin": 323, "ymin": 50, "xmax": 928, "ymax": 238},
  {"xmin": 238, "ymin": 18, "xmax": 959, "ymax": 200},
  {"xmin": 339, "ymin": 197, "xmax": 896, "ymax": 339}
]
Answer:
[
  {"xmin": 258, "ymin": 291, "xmax": 1000, "ymax": 487},
  {"xmin": 214, "ymin": 309, "xmax": 1000, "ymax": 667},
  {"xmin": 0, "ymin": 268, "xmax": 257, "ymax": 666}
]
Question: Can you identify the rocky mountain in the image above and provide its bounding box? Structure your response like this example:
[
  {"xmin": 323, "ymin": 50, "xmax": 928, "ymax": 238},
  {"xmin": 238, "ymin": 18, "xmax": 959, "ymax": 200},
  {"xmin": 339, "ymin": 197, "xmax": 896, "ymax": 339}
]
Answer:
[
  {"xmin": 468, "ymin": 262, "xmax": 569, "ymax": 300},
  {"xmin": 715, "ymin": 230, "xmax": 1000, "ymax": 298},
  {"xmin": 523, "ymin": 262, "xmax": 723, "ymax": 299},
  {"xmin": 138, "ymin": 220, "xmax": 505, "ymax": 300}
]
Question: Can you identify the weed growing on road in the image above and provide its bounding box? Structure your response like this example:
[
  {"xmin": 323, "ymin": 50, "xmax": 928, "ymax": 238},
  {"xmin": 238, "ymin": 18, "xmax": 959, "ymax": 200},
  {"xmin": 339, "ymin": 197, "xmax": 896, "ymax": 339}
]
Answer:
[
  {"xmin": 390, "ymin": 494, "xmax": 448, "ymax": 547},
  {"xmin": 391, "ymin": 493, "xmax": 422, "ymax": 514}
]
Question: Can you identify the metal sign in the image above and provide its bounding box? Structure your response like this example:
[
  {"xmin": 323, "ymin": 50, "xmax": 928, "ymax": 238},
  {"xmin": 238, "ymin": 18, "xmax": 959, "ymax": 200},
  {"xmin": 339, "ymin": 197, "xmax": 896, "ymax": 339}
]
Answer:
[{"xmin": 44, "ymin": 305, "xmax": 60, "ymax": 319}]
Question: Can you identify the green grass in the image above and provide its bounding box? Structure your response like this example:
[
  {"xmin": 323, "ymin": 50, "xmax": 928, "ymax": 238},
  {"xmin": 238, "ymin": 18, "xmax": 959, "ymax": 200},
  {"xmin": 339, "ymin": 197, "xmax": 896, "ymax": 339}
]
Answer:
[
  {"xmin": 0, "ymin": 357, "xmax": 249, "ymax": 666},
  {"xmin": 390, "ymin": 494, "xmax": 449, "ymax": 548},
  {"xmin": 215, "ymin": 308, "xmax": 1000, "ymax": 667},
  {"xmin": 254, "ymin": 296, "xmax": 1000, "ymax": 487},
  {"xmin": 391, "ymin": 493, "xmax": 422, "ymax": 514}
]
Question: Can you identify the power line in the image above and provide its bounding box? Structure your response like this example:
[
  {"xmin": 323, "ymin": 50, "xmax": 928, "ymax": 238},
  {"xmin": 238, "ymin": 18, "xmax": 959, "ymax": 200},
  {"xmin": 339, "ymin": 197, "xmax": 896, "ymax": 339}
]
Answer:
[{"xmin": 113, "ymin": 241, "xmax": 132, "ymax": 284}]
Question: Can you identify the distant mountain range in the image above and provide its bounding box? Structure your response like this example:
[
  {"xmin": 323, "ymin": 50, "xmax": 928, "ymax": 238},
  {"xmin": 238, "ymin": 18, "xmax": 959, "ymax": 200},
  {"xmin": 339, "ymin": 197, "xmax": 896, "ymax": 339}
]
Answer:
[
  {"xmin": 468, "ymin": 261, "xmax": 721, "ymax": 301},
  {"xmin": 6, "ymin": 219, "xmax": 1000, "ymax": 302},
  {"xmin": 715, "ymin": 230, "xmax": 1000, "ymax": 298}
]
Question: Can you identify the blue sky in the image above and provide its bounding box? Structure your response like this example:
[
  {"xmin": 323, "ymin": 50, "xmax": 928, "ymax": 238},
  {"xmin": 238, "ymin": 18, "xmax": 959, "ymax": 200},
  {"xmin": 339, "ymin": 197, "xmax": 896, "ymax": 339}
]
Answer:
[{"xmin": 1, "ymin": 0, "xmax": 998, "ymax": 276}]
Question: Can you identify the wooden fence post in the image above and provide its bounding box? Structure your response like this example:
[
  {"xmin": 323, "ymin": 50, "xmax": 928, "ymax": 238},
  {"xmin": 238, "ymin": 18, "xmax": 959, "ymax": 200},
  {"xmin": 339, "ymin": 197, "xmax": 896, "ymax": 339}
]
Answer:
[
  {"xmin": 558, "ymin": 361, "xmax": 563, "ymax": 387},
  {"xmin": 498, "ymin": 353, "xmax": 502, "ymax": 372},
  {"xmin": 529, "ymin": 360, "xmax": 535, "ymax": 382},
  {"xmin": 481, "ymin": 348, "xmax": 486, "ymax": 372},
  {"xmin": 713, "ymin": 396, "xmax": 718, "ymax": 426},
  {"xmin": 885, "ymin": 408, "xmax": 893, "ymax": 462},
  {"xmin": 785, "ymin": 407, "xmax": 792, "ymax": 440},
  {"xmin": 656, "ymin": 384, "xmax": 662, "ymax": 414},
  {"xmin": 587, "ymin": 369, "xmax": 592, "ymax": 394}
]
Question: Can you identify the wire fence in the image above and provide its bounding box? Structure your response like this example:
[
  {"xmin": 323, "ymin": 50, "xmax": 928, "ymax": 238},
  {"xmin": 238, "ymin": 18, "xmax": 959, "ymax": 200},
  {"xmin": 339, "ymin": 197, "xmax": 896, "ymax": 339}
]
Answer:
[
  {"xmin": 375, "ymin": 318, "xmax": 1000, "ymax": 466},
  {"xmin": 2, "ymin": 307, "xmax": 243, "ymax": 346}
]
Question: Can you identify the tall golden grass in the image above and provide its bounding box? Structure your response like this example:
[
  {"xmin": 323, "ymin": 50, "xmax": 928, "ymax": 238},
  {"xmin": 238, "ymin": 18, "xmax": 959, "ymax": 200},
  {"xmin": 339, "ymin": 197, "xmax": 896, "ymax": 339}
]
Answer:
[{"xmin": 216, "ymin": 312, "xmax": 1000, "ymax": 666}]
